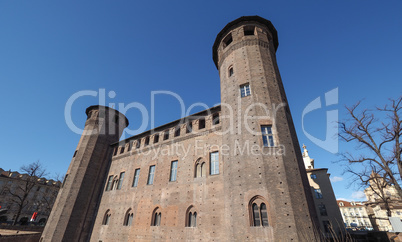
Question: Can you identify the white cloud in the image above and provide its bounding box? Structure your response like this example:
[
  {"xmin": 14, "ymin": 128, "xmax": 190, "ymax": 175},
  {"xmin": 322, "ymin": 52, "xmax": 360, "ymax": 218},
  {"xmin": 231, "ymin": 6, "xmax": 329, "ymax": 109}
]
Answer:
[
  {"xmin": 351, "ymin": 191, "xmax": 366, "ymax": 200},
  {"xmin": 330, "ymin": 176, "xmax": 344, "ymax": 183}
]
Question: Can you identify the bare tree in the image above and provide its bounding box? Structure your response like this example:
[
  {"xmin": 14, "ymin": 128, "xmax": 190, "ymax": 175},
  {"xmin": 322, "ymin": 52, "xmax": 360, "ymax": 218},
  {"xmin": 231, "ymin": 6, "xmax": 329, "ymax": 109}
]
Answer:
[
  {"xmin": 5, "ymin": 160, "xmax": 47, "ymax": 225},
  {"xmin": 339, "ymin": 96, "xmax": 402, "ymax": 198},
  {"xmin": 346, "ymin": 165, "xmax": 394, "ymax": 216}
]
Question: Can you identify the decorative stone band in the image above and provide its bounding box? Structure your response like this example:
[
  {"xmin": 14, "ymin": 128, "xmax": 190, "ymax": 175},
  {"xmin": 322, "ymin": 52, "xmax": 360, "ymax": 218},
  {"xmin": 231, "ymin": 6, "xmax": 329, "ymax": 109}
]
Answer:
[{"xmin": 217, "ymin": 39, "xmax": 270, "ymax": 69}]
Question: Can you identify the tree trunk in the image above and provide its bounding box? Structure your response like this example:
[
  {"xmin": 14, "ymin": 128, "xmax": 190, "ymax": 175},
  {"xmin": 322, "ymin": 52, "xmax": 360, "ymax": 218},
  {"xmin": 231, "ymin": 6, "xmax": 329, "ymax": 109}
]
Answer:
[{"xmin": 12, "ymin": 206, "xmax": 22, "ymax": 225}]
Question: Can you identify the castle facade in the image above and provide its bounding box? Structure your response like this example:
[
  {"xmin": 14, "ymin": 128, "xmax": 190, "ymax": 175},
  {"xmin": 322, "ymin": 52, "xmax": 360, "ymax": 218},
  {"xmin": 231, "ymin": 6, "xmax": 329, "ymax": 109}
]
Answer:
[{"xmin": 42, "ymin": 16, "xmax": 318, "ymax": 241}]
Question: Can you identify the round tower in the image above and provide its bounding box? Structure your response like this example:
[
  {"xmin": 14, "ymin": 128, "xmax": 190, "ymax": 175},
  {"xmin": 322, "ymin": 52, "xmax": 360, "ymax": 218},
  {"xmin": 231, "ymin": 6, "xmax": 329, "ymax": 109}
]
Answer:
[
  {"xmin": 41, "ymin": 105, "xmax": 128, "ymax": 242},
  {"xmin": 213, "ymin": 16, "xmax": 318, "ymax": 240}
]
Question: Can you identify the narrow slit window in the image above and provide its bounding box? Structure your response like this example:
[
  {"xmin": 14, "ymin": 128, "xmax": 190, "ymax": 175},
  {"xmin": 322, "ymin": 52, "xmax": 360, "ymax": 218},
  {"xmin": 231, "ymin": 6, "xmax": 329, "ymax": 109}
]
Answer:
[
  {"xmin": 136, "ymin": 140, "xmax": 141, "ymax": 149},
  {"xmin": 120, "ymin": 146, "xmax": 125, "ymax": 154}
]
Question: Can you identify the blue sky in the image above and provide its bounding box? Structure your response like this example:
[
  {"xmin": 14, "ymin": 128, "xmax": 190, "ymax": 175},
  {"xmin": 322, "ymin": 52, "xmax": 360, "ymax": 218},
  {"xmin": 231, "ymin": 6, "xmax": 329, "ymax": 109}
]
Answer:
[{"xmin": 0, "ymin": 0, "xmax": 401, "ymax": 201}]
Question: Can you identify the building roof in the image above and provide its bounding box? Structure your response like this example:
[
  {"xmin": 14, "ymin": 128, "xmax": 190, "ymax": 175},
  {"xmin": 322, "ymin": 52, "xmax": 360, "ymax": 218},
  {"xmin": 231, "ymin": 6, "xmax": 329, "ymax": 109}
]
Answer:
[
  {"xmin": 337, "ymin": 200, "xmax": 365, "ymax": 207},
  {"xmin": 0, "ymin": 168, "xmax": 61, "ymax": 187}
]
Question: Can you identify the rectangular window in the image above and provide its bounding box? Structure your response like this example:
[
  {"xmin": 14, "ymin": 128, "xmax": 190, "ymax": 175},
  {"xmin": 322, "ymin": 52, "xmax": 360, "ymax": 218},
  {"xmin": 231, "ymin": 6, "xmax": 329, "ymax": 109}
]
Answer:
[
  {"xmin": 120, "ymin": 146, "xmax": 125, "ymax": 154},
  {"xmin": 210, "ymin": 152, "xmax": 219, "ymax": 175},
  {"xmin": 117, "ymin": 172, "xmax": 125, "ymax": 190},
  {"xmin": 145, "ymin": 136, "xmax": 150, "ymax": 146},
  {"xmin": 170, "ymin": 161, "xmax": 178, "ymax": 182},
  {"xmin": 154, "ymin": 134, "xmax": 159, "ymax": 143},
  {"xmin": 127, "ymin": 142, "xmax": 132, "ymax": 151},
  {"xmin": 244, "ymin": 26, "xmax": 255, "ymax": 36},
  {"xmin": 113, "ymin": 147, "xmax": 118, "ymax": 156},
  {"xmin": 147, "ymin": 165, "xmax": 155, "ymax": 185},
  {"xmin": 240, "ymin": 83, "xmax": 251, "ymax": 97},
  {"xmin": 106, "ymin": 175, "xmax": 113, "ymax": 191},
  {"xmin": 212, "ymin": 113, "xmax": 219, "ymax": 125},
  {"xmin": 310, "ymin": 174, "xmax": 317, "ymax": 179},
  {"xmin": 164, "ymin": 131, "xmax": 169, "ymax": 140},
  {"xmin": 261, "ymin": 125, "xmax": 274, "ymax": 147},
  {"xmin": 186, "ymin": 122, "xmax": 192, "ymax": 133},
  {"xmin": 136, "ymin": 140, "xmax": 141, "ymax": 148},
  {"xmin": 322, "ymin": 221, "xmax": 331, "ymax": 233},
  {"xmin": 223, "ymin": 33, "xmax": 232, "ymax": 48},
  {"xmin": 199, "ymin": 118, "xmax": 205, "ymax": 130},
  {"xmin": 132, "ymin": 169, "xmax": 140, "ymax": 187},
  {"xmin": 174, "ymin": 127, "xmax": 180, "ymax": 137},
  {"xmin": 319, "ymin": 204, "xmax": 328, "ymax": 216},
  {"xmin": 229, "ymin": 67, "xmax": 234, "ymax": 77},
  {"xmin": 314, "ymin": 189, "xmax": 323, "ymax": 199}
]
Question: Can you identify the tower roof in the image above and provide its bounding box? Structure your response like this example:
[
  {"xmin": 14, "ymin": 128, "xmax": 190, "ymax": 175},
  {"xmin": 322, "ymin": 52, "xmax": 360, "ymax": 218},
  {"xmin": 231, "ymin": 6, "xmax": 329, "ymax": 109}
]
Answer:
[
  {"xmin": 212, "ymin": 15, "xmax": 279, "ymax": 69},
  {"xmin": 86, "ymin": 105, "xmax": 129, "ymax": 127}
]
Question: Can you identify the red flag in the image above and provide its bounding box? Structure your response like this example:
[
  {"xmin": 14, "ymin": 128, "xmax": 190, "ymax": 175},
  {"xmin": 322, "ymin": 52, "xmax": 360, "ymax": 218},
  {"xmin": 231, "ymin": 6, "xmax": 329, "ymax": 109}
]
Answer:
[{"xmin": 30, "ymin": 212, "xmax": 37, "ymax": 222}]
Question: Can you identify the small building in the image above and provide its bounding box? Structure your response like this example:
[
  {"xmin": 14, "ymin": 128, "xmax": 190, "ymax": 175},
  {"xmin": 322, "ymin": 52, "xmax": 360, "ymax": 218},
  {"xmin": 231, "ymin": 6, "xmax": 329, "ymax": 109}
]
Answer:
[
  {"xmin": 337, "ymin": 200, "xmax": 373, "ymax": 230},
  {"xmin": 0, "ymin": 168, "xmax": 61, "ymax": 226},
  {"xmin": 303, "ymin": 145, "xmax": 345, "ymax": 237},
  {"xmin": 364, "ymin": 173, "xmax": 402, "ymax": 231}
]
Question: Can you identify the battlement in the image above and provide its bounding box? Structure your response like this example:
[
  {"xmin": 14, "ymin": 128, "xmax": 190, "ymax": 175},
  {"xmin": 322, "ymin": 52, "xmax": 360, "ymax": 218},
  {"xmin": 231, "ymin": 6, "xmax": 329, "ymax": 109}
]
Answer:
[{"xmin": 111, "ymin": 105, "xmax": 221, "ymax": 158}]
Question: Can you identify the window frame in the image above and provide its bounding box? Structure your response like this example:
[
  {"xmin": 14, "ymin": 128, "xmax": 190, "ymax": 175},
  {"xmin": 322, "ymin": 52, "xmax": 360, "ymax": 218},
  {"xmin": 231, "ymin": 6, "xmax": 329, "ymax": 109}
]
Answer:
[
  {"xmin": 117, "ymin": 172, "xmax": 125, "ymax": 190},
  {"xmin": 240, "ymin": 83, "xmax": 251, "ymax": 97},
  {"xmin": 169, "ymin": 160, "xmax": 178, "ymax": 182},
  {"xmin": 261, "ymin": 125, "xmax": 275, "ymax": 147},
  {"xmin": 314, "ymin": 189, "xmax": 323, "ymax": 199},
  {"xmin": 210, "ymin": 151, "xmax": 219, "ymax": 175},
  {"xmin": 147, "ymin": 165, "xmax": 156, "ymax": 185},
  {"xmin": 132, "ymin": 168, "xmax": 140, "ymax": 187}
]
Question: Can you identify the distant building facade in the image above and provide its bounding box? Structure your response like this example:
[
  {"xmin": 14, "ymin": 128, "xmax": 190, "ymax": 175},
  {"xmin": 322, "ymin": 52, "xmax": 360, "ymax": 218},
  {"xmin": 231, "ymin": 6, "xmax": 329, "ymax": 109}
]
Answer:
[
  {"xmin": 337, "ymin": 200, "xmax": 373, "ymax": 230},
  {"xmin": 0, "ymin": 168, "xmax": 60, "ymax": 225},
  {"xmin": 303, "ymin": 145, "xmax": 344, "ymax": 237},
  {"xmin": 42, "ymin": 16, "xmax": 319, "ymax": 241},
  {"xmin": 364, "ymin": 174, "xmax": 402, "ymax": 231}
]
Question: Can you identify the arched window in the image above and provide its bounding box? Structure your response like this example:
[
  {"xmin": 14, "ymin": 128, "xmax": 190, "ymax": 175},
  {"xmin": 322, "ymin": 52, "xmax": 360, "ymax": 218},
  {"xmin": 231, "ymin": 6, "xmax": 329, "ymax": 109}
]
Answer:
[
  {"xmin": 195, "ymin": 159, "xmax": 206, "ymax": 178},
  {"xmin": 112, "ymin": 176, "xmax": 118, "ymax": 190},
  {"xmin": 103, "ymin": 210, "xmax": 111, "ymax": 225},
  {"xmin": 123, "ymin": 209, "xmax": 134, "ymax": 226},
  {"xmin": 252, "ymin": 203, "xmax": 260, "ymax": 226},
  {"xmin": 249, "ymin": 196, "xmax": 270, "ymax": 227},
  {"xmin": 186, "ymin": 206, "xmax": 197, "ymax": 227},
  {"xmin": 260, "ymin": 203, "xmax": 269, "ymax": 227},
  {"xmin": 188, "ymin": 212, "xmax": 192, "ymax": 227},
  {"xmin": 152, "ymin": 208, "xmax": 161, "ymax": 226}
]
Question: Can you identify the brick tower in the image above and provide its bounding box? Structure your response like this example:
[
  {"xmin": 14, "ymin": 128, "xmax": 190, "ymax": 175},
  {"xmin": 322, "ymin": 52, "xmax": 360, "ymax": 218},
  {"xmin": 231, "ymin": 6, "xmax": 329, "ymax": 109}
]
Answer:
[
  {"xmin": 41, "ymin": 106, "xmax": 128, "ymax": 242},
  {"xmin": 213, "ymin": 16, "xmax": 318, "ymax": 240}
]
